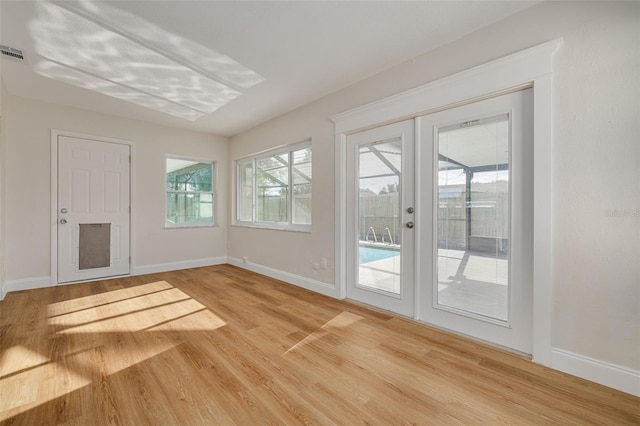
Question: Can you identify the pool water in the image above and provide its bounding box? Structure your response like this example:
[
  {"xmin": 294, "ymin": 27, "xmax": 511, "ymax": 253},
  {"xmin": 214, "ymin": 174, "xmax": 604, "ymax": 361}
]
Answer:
[{"xmin": 359, "ymin": 246, "xmax": 400, "ymax": 264}]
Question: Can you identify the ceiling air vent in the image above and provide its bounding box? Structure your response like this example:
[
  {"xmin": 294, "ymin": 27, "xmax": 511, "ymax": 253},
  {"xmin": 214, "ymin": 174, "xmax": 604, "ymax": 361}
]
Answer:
[{"xmin": 0, "ymin": 45, "xmax": 26, "ymax": 63}]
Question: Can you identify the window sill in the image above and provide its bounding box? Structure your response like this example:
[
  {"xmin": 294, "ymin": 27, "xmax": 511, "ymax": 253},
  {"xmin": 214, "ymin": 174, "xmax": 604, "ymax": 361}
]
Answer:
[
  {"xmin": 164, "ymin": 223, "xmax": 217, "ymax": 230},
  {"xmin": 232, "ymin": 223, "xmax": 311, "ymax": 233}
]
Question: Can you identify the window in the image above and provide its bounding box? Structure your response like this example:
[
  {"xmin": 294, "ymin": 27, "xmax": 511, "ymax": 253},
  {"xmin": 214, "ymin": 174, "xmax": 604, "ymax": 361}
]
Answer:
[
  {"xmin": 166, "ymin": 157, "xmax": 215, "ymax": 227},
  {"xmin": 236, "ymin": 142, "xmax": 312, "ymax": 231}
]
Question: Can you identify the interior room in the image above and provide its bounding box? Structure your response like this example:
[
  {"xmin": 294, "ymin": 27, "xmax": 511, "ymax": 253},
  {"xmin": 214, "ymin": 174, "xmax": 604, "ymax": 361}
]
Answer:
[{"xmin": 0, "ymin": 1, "xmax": 638, "ymax": 424}]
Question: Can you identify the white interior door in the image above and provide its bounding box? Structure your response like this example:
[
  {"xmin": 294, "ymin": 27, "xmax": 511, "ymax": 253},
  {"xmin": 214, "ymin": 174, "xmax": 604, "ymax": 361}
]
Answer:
[
  {"xmin": 57, "ymin": 135, "xmax": 131, "ymax": 283},
  {"xmin": 418, "ymin": 90, "xmax": 533, "ymax": 353},
  {"xmin": 346, "ymin": 120, "xmax": 415, "ymax": 317}
]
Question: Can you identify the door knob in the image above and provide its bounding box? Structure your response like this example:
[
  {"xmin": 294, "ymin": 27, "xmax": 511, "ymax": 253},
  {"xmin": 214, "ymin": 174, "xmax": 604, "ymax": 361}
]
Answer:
[
  {"xmin": 60, "ymin": 219, "xmax": 67, "ymax": 224},
  {"xmin": 405, "ymin": 221, "xmax": 414, "ymax": 229}
]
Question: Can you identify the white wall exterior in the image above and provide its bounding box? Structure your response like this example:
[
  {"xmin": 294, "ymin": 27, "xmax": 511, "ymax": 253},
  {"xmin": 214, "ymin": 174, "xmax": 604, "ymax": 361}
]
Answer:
[
  {"xmin": 4, "ymin": 95, "xmax": 228, "ymax": 285},
  {"xmin": 229, "ymin": 1, "xmax": 639, "ymax": 373}
]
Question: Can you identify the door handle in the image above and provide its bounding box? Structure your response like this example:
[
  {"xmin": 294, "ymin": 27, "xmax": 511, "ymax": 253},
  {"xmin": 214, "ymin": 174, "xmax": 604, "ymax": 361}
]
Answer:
[
  {"xmin": 405, "ymin": 221, "xmax": 414, "ymax": 229},
  {"xmin": 60, "ymin": 219, "xmax": 67, "ymax": 224}
]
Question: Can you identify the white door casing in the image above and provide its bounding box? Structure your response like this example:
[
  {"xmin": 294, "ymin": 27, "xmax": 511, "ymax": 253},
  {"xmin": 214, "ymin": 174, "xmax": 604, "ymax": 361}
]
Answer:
[
  {"xmin": 56, "ymin": 134, "xmax": 130, "ymax": 283},
  {"xmin": 332, "ymin": 39, "xmax": 561, "ymax": 364}
]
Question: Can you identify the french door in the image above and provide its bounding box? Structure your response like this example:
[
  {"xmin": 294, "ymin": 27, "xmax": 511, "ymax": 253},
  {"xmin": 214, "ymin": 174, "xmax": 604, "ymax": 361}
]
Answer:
[
  {"xmin": 345, "ymin": 120, "xmax": 415, "ymax": 317},
  {"xmin": 345, "ymin": 90, "xmax": 533, "ymax": 353},
  {"xmin": 418, "ymin": 90, "xmax": 533, "ymax": 353},
  {"xmin": 57, "ymin": 135, "xmax": 131, "ymax": 283}
]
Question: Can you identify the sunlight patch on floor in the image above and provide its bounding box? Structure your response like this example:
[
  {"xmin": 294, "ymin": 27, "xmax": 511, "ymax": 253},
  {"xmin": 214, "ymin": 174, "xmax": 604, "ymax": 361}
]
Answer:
[
  {"xmin": 0, "ymin": 345, "xmax": 50, "ymax": 378},
  {"xmin": 283, "ymin": 311, "xmax": 363, "ymax": 355},
  {"xmin": 0, "ymin": 348, "xmax": 92, "ymax": 416},
  {"xmin": 0, "ymin": 280, "xmax": 227, "ymax": 420},
  {"xmin": 47, "ymin": 280, "xmax": 174, "ymax": 317}
]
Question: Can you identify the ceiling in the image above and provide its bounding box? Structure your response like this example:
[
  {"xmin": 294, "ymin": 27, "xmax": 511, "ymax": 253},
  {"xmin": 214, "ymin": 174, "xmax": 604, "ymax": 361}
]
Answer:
[{"xmin": 0, "ymin": 1, "xmax": 538, "ymax": 137}]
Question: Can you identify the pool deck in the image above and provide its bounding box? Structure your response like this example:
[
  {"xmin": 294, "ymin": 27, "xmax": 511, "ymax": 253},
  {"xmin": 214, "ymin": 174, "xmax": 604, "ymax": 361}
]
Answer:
[{"xmin": 357, "ymin": 247, "xmax": 508, "ymax": 320}]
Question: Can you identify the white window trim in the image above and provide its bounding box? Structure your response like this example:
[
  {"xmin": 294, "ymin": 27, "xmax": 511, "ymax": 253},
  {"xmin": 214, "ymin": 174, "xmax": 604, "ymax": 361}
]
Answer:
[
  {"xmin": 234, "ymin": 140, "xmax": 312, "ymax": 232},
  {"xmin": 331, "ymin": 39, "xmax": 563, "ymax": 366},
  {"xmin": 164, "ymin": 155, "xmax": 216, "ymax": 229}
]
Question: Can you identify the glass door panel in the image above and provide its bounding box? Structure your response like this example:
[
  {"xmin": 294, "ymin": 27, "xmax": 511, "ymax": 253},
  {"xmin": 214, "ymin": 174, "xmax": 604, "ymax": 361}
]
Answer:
[
  {"xmin": 437, "ymin": 114, "xmax": 510, "ymax": 321},
  {"xmin": 357, "ymin": 139, "xmax": 402, "ymax": 294},
  {"xmin": 419, "ymin": 89, "xmax": 532, "ymax": 354}
]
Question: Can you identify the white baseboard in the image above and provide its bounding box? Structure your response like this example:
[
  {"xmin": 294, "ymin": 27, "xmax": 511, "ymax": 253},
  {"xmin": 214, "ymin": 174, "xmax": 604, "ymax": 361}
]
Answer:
[
  {"xmin": 3, "ymin": 276, "xmax": 52, "ymax": 300},
  {"xmin": 133, "ymin": 256, "xmax": 227, "ymax": 276},
  {"xmin": 227, "ymin": 257, "xmax": 339, "ymax": 298},
  {"xmin": 0, "ymin": 258, "xmax": 227, "ymax": 301},
  {"xmin": 552, "ymin": 348, "xmax": 640, "ymax": 397}
]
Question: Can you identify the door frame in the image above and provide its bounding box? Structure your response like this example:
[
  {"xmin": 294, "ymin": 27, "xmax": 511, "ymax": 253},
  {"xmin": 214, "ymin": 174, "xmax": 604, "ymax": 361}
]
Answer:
[
  {"xmin": 331, "ymin": 39, "xmax": 562, "ymax": 365},
  {"xmin": 345, "ymin": 119, "xmax": 416, "ymax": 317},
  {"xmin": 50, "ymin": 129, "xmax": 135, "ymax": 285}
]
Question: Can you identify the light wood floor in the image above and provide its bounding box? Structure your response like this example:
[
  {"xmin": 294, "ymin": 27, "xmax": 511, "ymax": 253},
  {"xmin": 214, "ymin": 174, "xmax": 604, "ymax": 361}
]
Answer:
[{"xmin": 1, "ymin": 265, "xmax": 638, "ymax": 425}]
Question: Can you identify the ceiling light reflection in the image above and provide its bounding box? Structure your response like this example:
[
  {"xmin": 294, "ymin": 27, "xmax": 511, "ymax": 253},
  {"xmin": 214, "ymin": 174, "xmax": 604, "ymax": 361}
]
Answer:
[
  {"xmin": 28, "ymin": 1, "xmax": 262, "ymax": 120},
  {"xmin": 36, "ymin": 60, "xmax": 204, "ymax": 120},
  {"xmin": 64, "ymin": 0, "xmax": 265, "ymax": 90}
]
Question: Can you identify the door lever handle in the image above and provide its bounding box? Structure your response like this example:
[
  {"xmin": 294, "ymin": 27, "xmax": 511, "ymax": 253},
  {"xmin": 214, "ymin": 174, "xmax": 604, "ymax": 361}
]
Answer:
[
  {"xmin": 60, "ymin": 219, "xmax": 67, "ymax": 224},
  {"xmin": 405, "ymin": 221, "xmax": 414, "ymax": 229}
]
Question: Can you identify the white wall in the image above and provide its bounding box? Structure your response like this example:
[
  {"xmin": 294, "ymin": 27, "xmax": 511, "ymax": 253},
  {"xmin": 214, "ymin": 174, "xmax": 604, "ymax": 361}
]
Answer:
[
  {"xmin": 4, "ymin": 95, "xmax": 228, "ymax": 286},
  {"xmin": 229, "ymin": 0, "xmax": 639, "ymax": 373},
  {"xmin": 0, "ymin": 79, "xmax": 7, "ymax": 298}
]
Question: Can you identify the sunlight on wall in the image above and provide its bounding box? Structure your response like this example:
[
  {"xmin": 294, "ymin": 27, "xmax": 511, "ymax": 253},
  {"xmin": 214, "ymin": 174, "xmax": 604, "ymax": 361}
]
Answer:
[{"xmin": 28, "ymin": 1, "xmax": 264, "ymax": 121}]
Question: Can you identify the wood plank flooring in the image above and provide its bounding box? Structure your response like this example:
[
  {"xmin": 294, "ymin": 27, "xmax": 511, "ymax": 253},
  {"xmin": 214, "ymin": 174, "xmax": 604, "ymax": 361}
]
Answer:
[{"xmin": 1, "ymin": 264, "xmax": 638, "ymax": 425}]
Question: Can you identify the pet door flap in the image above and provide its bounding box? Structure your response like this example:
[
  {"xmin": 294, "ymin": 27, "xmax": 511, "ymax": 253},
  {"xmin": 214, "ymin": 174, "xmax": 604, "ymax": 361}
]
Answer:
[{"xmin": 79, "ymin": 223, "xmax": 111, "ymax": 270}]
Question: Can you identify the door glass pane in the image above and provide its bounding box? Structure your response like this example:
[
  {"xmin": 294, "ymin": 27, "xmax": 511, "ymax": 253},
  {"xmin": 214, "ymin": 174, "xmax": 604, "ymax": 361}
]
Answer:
[
  {"xmin": 357, "ymin": 139, "xmax": 402, "ymax": 294},
  {"xmin": 437, "ymin": 114, "xmax": 509, "ymax": 321}
]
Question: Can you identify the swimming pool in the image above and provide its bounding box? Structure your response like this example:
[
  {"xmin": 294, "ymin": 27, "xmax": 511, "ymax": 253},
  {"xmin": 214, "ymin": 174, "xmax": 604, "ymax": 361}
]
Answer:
[{"xmin": 359, "ymin": 246, "xmax": 400, "ymax": 264}]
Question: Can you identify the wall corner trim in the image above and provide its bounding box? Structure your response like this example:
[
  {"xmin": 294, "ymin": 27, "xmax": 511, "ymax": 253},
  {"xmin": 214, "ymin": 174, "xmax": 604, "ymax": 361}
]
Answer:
[
  {"xmin": 552, "ymin": 348, "xmax": 640, "ymax": 397},
  {"xmin": 227, "ymin": 257, "xmax": 339, "ymax": 299}
]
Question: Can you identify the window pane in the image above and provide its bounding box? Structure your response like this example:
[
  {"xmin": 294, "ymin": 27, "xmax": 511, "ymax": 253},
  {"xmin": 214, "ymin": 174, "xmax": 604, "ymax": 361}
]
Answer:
[
  {"xmin": 166, "ymin": 193, "xmax": 213, "ymax": 224},
  {"xmin": 256, "ymin": 154, "xmax": 289, "ymax": 223},
  {"xmin": 167, "ymin": 159, "xmax": 212, "ymax": 192},
  {"xmin": 292, "ymin": 147, "xmax": 312, "ymax": 225},
  {"xmin": 238, "ymin": 161, "xmax": 253, "ymax": 222},
  {"xmin": 236, "ymin": 143, "xmax": 311, "ymax": 228}
]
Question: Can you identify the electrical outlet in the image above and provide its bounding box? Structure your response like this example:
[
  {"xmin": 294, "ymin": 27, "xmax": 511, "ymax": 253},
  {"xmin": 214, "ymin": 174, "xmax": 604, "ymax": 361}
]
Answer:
[
  {"xmin": 321, "ymin": 258, "xmax": 328, "ymax": 269},
  {"xmin": 242, "ymin": 256, "xmax": 248, "ymax": 264}
]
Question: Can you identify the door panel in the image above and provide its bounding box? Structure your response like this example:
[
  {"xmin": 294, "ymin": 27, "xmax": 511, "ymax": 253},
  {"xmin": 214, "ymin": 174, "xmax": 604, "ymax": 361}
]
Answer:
[
  {"xmin": 57, "ymin": 136, "xmax": 130, "ymax": 283},
  {"xmin": 418, "ymin": 90, "xmax": 533, "ymax": 353},
  {"xmin": 346, "ymin": 120, "xmax": 415, "ymax": 317}
]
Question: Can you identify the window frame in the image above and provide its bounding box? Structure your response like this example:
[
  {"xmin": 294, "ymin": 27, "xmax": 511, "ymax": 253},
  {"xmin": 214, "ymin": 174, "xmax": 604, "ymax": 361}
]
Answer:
[
  {"xmin": 235, "ymin": 140, "xmax": 312, "ymax": 232},
  {"xmin": 165, "ymin": 155, "xmax": 216, "ymax": 229}
]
